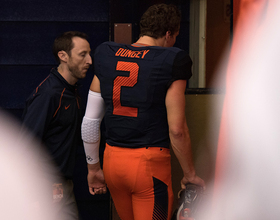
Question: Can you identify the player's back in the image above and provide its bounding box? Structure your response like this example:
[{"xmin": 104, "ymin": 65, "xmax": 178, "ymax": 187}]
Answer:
[{"xmin": 94, "ymin": 41, "xmax": 192, "ymax": 149}]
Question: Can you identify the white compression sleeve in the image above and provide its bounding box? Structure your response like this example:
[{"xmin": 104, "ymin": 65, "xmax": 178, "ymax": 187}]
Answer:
[{"xmin": 81, "ymin": 90, "xmax": 105, "ymax": 164}]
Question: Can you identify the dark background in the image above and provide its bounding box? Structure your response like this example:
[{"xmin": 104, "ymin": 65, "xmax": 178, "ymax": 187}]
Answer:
[{"xmin": 0, "ymin": 0, "xmax": 191, "ymax": 219}]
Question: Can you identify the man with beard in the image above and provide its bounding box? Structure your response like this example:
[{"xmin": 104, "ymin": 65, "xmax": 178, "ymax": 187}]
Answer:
[{"xmin": 22, "ymin": 31, "xmax": 92, "ymax": 220}]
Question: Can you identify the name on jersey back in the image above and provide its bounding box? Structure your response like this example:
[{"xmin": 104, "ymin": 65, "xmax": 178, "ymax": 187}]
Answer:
[{"xmin": 115, "ymin": 48, "xmax": 150, "ymax": 59}]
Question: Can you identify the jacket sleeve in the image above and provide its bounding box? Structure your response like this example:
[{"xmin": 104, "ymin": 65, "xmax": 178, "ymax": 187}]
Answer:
[{"xmin": 22, "ymin": 92, "xmax": 55, "ymax": 140}]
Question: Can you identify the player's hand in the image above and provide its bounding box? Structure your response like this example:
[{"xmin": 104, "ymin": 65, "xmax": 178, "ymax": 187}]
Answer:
[
  {"xmin": 87, "ymin": 163, "xmax": 107, "ymax": 195},
  {"xmin": 181, "ymin": 175, "xmax": 205, "ymax": 190}
]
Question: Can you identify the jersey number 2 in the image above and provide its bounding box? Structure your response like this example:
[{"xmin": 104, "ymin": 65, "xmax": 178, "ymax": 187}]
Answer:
[{"xmin": 113, "ymin": 61, "xmax": 139, "ymax": 117}]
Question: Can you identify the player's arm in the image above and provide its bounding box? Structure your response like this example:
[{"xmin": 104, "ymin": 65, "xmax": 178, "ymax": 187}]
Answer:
[
  {"xmin": 166, "ymin": 80, "xmax": 205, "ymax": 190},
  {"xmin": 81, "ymin": 75, "xmax": 106, "ymax": 195}
]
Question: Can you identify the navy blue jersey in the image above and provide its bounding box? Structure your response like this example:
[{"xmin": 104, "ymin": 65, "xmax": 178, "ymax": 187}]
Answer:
[
  {"xmin": 94, "ymin": 41, "xmax": 192, "ymax": 149},
  {"xmin": 22, "ymin": 68, "xmax": 82, "ymax": 179}
]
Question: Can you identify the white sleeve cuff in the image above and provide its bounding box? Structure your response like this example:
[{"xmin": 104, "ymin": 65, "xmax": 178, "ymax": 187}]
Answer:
[{"xmin": 84, "ymin": 142, "xmax": 100, "ymax": 164}]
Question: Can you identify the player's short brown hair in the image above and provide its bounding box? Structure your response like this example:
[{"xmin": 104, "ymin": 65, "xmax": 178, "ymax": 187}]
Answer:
[
  {"xmin": 52, "ymin": 31, "xmax": 89, "ymax": 63},
  {"xmin": 139, "ymin": 4, "xmax": 181, "ymax": 39}
]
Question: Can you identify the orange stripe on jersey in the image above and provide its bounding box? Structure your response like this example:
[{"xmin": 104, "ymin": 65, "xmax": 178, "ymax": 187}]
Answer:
[
  {"xmin": 75, "ymin": 88, "xmax": 80, "ymax": 109},
  {"xmin": 53, "ymin": 88, "xmax": 66, "ymax": 117},
  {"xmin": 34, "ymin": 75, "xmax": 50, "ymax": 96}
]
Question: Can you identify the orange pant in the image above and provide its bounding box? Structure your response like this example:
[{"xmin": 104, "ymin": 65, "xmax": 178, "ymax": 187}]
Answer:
[{"xmin": 103, "ymin": 144, "xmax": 174, "ymax": 220}]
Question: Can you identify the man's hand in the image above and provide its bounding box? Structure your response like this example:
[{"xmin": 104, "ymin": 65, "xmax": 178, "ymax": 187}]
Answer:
[
  {"xmin": 87, "ymin": 162, "xmax": 107, "ymax": 195},
  {"xmin": 181, "ymin": 175, "xmax": 205, "ymax": 190}
]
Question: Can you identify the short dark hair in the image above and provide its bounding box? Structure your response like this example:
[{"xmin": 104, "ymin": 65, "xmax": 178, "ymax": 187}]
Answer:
[
  {"xmin": 52, "ymin": 31, "xmax": 89, "ymax": 63},
  {"xmin": 139, "ymin": 4, "xmax": 181, "ymax": 39}
]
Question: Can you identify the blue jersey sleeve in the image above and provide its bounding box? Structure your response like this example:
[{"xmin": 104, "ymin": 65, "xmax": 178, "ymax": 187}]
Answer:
[{"xmin": 167, "ymin": 51, "xmax": 192, "ymax": 88}]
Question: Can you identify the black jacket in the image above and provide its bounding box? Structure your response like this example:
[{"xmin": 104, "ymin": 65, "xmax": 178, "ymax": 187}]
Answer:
[{"xmin": 22, "ymin": 68, "xmax": 83, "ymax": 179}]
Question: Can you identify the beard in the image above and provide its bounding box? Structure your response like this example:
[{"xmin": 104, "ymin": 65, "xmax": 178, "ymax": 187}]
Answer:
[{"xmin": 68, "ymin": 62, "xmax": 87, "ymax": 80}]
